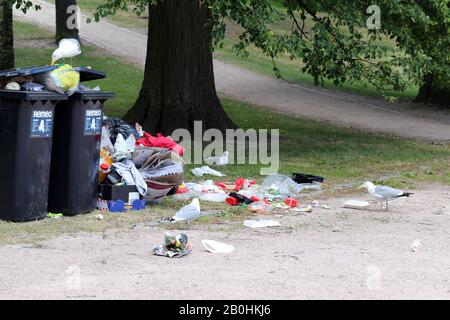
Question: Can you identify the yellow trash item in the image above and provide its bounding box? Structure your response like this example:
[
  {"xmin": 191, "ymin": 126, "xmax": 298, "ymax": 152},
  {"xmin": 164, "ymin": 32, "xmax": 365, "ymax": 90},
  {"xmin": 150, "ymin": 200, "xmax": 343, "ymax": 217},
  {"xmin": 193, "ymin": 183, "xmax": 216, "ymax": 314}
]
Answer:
[
  {"xmin": 99, "ymin": 148, "xmax": 113, "ymax": 183},
  {"xmin": 35, "ymin": 64, "xmax": 80, "ymax": 96}
]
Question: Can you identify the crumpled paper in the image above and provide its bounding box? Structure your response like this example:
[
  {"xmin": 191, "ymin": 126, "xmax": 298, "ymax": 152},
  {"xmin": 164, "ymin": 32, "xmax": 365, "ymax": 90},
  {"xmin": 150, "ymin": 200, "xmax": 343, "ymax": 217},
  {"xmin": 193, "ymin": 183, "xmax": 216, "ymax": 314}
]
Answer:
[{"xmin": 153, "ymin": 233, "xmax": 192, "ymax": 258}]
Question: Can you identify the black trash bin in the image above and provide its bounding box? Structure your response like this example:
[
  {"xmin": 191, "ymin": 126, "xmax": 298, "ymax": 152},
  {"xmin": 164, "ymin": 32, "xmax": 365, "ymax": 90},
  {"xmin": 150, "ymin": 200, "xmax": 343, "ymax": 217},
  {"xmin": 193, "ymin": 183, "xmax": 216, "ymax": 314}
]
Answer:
[
  {"xmin": 48, "ymin": 87, "xmax": 115, "ymax": 215},
  {"xmin": 0, "ymin": 90, "xmax": 67, "ymax": 221}
]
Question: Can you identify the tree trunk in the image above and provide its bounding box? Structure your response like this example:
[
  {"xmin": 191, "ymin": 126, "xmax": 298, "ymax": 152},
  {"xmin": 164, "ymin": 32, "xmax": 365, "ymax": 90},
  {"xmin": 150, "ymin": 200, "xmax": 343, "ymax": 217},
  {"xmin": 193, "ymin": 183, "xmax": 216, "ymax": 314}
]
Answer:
[
  {"xmin": 415, "ymin": 74, "xmax": 450, "ymax": 106},
  {"xmin": 123, "ymin": 0, "xmax": 236, "ymax": 135},
  {"xmin": 0, "ymin": 0, "xmax": 14, "ymax": 70},
  {"xmin": 55, "ymin": 0, "xmax": 80, "ymax": 43}
]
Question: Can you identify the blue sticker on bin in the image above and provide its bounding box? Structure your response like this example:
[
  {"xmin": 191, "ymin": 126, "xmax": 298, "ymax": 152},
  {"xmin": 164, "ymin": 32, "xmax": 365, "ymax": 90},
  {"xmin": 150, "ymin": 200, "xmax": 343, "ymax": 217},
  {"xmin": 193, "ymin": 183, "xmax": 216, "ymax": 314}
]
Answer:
[
  {"xmin": 30, "ymin": 110, "xmax": 53, "ymax": 138},
  {"xmin": 84, "ymin": 109, "xmax": 102, "ymax": 135}
]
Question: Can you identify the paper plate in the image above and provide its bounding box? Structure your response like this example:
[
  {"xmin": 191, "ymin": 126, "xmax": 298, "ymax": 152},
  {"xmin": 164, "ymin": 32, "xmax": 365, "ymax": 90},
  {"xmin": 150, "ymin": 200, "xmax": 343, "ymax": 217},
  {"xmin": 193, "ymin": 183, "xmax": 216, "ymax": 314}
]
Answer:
[{"xmin": 201, "ymin": 240, "xmax": 235, "ymax": 254}]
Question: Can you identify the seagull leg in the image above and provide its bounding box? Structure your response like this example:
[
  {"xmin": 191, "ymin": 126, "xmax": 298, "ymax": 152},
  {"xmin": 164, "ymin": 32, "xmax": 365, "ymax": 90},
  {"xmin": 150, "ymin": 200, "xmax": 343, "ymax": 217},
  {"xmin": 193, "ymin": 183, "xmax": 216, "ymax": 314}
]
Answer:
[
  {"xmin": 385, "ymin": 201, "xmax": 389, "ymax": 211},
  {"xmin": 380, "ymin": 202, "xmax": 383, "ymax": 211}
]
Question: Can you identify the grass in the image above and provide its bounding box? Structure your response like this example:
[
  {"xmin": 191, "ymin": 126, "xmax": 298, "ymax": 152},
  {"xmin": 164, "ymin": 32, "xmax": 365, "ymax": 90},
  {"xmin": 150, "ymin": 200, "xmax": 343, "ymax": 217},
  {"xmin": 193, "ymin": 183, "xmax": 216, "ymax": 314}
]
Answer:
[{"xmin": 2, "ymin": 20, "xmax": 449, "ymax": 245}]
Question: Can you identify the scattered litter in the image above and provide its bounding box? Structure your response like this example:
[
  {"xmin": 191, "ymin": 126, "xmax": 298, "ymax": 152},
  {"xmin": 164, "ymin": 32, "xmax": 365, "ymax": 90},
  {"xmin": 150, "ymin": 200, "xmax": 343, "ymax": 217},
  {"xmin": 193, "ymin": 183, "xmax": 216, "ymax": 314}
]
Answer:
[
  {"xmin": 112, "ymin": 159, "xmax": 147, "ymax": 196},
  {"xmin": 201, "ymin": 240, "xmax": 234, "ymax": 253},
  {"xmin": 102, "ymin": 117, "xmax": 140, "ymax": 145},
  {"xmin": 191, "ymin": 166, "xmax": 225, "ymax": 177},
  {"xmin": 95, "ymin": 213, "xmax": 104, "ymax": 220},
  {"xmin": 199, "ymin": 192, "xmax": 228, "ymax": 202},
  {"xmin": 284, "ymin": 197, "xmax": 298, "ymax": 208},
  {"xmin": 227, "ymin": 192, "xmax": 253, "ymax": 206},
  {"xmin": 250, "ymin": 201, "xmax": 272, "ymax": 214},
  {"xmin": 261, "ymin": 173, "xmax": 321, "ymax": 197},
  {"xmin": 321, "ymin": 205, "xmax": 330, "ymax": 209},
  {"xmin": 410, "ymin": 239, "xmax": 422, "ymax": 252},
  {"xmin": 111, "ymin": 133, "xmax": 135, "ymax": 161},
  {"xmin": 47, "ymin": 213, "xmax": 63, "ymax": 219},
  {"xmin": 291, "ymin": 173, "xmax": 324, "ymax": 184},
  {"xmin": 136, "ymin": 132, "xmax": 185, "ymax": 156},
  {"xmin": 153, "ymin": 233, "xmax": 192, "ymax": 258},
  {"xmin": 21, "ymin": 82, "xmax": 44, "ymax": 92},
  {"xmin": 293, "ymin": 205, "xmax": 313, "ymax": 213},
  {"xmin": 312, "ymin": 200, "xmax": 320, "ymax": 207},
  {"xmin": 344, "ymin": 199, "xmax": 370, "ymax": 210},
  {"xmin": 243, "ymin": 219, "xmax": 280, "ymax": 228},
  {"xmin": 204, "ymin": 151, "xmax": 229, "ymax": 166}
]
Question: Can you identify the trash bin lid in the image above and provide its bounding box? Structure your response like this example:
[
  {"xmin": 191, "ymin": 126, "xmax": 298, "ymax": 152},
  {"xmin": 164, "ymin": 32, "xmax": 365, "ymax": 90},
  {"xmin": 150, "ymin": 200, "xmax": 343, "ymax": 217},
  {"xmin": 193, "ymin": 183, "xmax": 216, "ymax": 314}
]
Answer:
[
  {"xmin": 0, "ymin": 66, "xmax": 57, "ymax": 80},
  {"xmin": 0, "ymin": 66, "xmax": 106, "ymax": 82},
  {"xmin": 74, "ymin": 67, "xmax": 106, "ymax": 82},
  {"xmin": 0, "ymin": 89, "xmax": 68, "ymax": 101}
]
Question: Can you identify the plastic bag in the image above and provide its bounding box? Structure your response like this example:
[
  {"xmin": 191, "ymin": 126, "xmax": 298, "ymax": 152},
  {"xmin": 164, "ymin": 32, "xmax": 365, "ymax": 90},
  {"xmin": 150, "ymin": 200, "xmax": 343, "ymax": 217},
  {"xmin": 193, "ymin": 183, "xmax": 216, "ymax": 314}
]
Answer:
[
  {"xmin": 111, "ymin": 133, "xmax": 135, "ymax": 161},
  {"xmin": 261, "ymin": 174, "xmax": 321, "ymax": 197},
  {"xmin": 102, "ymin": 117, "xmax": 140, "ymax": 145},
  {"xmin": 191, "ymin": 166, "xmax": 225, "ymax": 177},
  {"xmin": 35, "ymin": 64, "xmax": 80, "ymax": 96}
]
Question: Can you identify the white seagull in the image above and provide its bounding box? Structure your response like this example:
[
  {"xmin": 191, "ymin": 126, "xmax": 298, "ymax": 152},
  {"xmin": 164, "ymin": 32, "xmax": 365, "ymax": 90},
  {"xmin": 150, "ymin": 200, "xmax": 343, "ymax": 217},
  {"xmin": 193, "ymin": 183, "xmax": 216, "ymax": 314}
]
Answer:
[
  {"xmin": 51, "ymin": 38, "xmax": 81, "ymax": 66},
  {"xmin": 169, "ymin": 198, "xmax": 200, "ymax": 223},
  {"xmin": 360, "ymin": 181, "xmax": 412, "ymax": 211}
]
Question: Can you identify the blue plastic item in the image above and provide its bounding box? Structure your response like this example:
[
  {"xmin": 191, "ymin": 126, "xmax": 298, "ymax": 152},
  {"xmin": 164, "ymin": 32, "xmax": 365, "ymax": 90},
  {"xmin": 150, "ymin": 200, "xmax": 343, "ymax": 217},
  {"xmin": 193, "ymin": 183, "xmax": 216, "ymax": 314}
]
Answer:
[
  {"xmin": 131, "ymin": 199, "xmax": 146, "ymax": 211},
  {"xmin": 108, "ymin": 200, "xmax": 125, "ymax": 212}
]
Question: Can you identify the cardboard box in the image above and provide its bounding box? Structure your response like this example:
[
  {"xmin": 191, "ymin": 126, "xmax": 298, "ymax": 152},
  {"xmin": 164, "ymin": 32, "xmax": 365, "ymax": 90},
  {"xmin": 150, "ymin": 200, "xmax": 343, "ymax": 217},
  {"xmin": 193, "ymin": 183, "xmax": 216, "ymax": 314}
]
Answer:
[{"xmin": 98, "ymin": 184, "xmax": 142, "ymax": 204}]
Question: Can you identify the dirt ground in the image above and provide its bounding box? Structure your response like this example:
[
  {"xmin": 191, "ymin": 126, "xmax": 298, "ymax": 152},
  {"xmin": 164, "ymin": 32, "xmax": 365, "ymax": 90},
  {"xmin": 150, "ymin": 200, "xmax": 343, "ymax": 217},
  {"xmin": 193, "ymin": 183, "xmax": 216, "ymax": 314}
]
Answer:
[{"xmin": 1, "ymin": 184, "xmax": 449, "ymax": 300}]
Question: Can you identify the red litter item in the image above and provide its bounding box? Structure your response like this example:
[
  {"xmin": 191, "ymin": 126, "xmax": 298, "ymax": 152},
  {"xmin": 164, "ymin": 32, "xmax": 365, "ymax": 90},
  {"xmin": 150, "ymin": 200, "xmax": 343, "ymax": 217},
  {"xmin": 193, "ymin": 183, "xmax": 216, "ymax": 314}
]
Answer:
[
  {"xmin": 214, "ymin": 182, "xmax": 227, "ymax": 190},
  {"xmin": 136, "ymin": 132, "xmax": 185, "ymax": 156},
  {"xmin": 176, "ymin": 187, "xmax": 189, "ymax": 194},
  {"xmin": 100, "ymin": 163, "xmax": 109, "ymax": 171},
  {"xmin": 285, "ymin": 197, "xmax": 298, "ymax": 208},
  {"xmin": 226, "ymin": 197, "xmax": 239, "ymax": 206}
]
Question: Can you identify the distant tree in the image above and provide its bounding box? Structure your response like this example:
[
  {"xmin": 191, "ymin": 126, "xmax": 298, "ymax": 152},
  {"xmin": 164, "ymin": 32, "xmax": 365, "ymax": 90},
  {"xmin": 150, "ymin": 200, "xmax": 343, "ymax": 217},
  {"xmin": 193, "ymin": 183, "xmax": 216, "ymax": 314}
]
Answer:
[
  {"xmin": 0, "ymin": 0, "xmax": 14, "ymax": 70},
  {"xmin": 55, "ymin": 0, "xmax": 79, "ymax": 43}
]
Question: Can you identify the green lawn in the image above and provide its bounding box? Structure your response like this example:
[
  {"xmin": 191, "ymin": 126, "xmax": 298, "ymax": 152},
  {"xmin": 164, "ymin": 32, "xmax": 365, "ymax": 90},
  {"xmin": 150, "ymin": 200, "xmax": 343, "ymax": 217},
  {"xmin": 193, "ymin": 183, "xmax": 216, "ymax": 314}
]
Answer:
[{"xmin": 3, "ymin": 20, "xmax": 448, "ymax": 245}]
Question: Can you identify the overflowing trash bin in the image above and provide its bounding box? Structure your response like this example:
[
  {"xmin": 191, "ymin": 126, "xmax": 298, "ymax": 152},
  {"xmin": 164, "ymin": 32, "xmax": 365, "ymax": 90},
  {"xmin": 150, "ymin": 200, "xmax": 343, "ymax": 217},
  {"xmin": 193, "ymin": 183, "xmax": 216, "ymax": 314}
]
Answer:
[
  {"xmin": 0, "ymin": 89, "xmax": 67, "ymax": 221},
  {"xmin": 48, "ymin": 71, "xmax": 114, "ymax": 215}
]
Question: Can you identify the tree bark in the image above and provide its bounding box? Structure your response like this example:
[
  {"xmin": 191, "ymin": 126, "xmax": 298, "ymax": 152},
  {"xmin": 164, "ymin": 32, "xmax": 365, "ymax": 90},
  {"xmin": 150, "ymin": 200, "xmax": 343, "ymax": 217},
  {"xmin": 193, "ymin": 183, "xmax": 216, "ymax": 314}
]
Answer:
[
  {"xmin": 415, "ymin": 74, "xmax": 450, "ymax": 106},
  {"xmin": 123, "ymin": 0, "xmax": 236, "ymax": 135},
  {"xmin": 0, "ymin": 0, "xmax": 14, "ymax": 70},
  {"xmin": 55, "ymin": 0, "xmax": 80, "ymax": 43}
]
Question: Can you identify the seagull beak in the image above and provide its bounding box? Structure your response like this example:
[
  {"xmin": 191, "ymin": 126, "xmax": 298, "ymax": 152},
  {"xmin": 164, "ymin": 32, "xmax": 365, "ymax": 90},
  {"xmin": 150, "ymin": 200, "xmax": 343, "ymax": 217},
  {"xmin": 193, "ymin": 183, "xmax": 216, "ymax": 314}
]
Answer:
[
  {"xmin": 357, "ymin": 184, "xmax": 365, "ymax": 189},
  {"xmin": 50, "ymin": 58, "xmax": 56, "ymax": 66}
]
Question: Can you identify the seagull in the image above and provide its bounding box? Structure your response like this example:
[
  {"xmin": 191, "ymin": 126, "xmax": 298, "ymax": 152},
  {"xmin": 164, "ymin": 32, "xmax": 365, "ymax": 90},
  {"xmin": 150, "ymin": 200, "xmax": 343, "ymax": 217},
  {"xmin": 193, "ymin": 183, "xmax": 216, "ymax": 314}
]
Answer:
[
  {"xmin": 168, "ymin": 198, "xmax": 200, "ymax": 223},
  {"xmin": 360, "ymin": 181, "xmax": 413, "ymax": 211},
  {"xmin": 51, "ymin": 38, "xmax": 81, "ymax": 66}
]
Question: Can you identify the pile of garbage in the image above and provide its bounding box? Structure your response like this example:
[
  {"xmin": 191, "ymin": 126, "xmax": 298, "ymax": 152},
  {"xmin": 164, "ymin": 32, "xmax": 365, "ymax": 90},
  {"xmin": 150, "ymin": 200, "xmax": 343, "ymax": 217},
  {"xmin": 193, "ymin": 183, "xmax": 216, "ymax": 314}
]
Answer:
[
  {"xmin": 97, "ymin": 117, "xmax": 185, "ymax": 211},
  {"xmin": 174, "ymin": 172, "xmax": 323, "ymax": 215}
]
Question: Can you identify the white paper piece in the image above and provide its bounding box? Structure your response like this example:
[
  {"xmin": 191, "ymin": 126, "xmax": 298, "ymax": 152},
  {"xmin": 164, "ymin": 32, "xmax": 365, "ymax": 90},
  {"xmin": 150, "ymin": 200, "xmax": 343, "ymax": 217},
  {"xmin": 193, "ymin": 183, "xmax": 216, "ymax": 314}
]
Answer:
[
  {"xmin": 243, "ymin": 219, "xmax": 280, "ymax": 228},
  {"xmin": 201, "ymin": 240, "xmax": 235, "ymax": 253},
  {"xmin": 344, "ymin": 199, "xmax": 370, "ymax": 210},
  {"xmin": 191, "ymin": 166, "xmax": 225, "ymax": 177}
]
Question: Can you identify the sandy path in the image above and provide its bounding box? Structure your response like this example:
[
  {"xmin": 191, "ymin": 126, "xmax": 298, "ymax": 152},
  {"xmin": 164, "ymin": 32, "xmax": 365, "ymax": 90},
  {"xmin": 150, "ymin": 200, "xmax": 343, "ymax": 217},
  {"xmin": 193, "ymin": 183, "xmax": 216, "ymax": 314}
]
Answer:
[
  {"xmin": 14, "ymin": 1, "xmax": 450, "ymax": 143},
  {"xmin": 1, "ymin": 185, "xmax": 449, "ymax": 300}
]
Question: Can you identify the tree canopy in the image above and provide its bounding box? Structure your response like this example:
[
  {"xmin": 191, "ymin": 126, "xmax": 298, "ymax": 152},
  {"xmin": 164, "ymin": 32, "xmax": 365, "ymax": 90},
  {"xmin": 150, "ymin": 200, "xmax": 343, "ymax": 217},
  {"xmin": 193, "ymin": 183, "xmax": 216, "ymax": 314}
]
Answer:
[{"xmin": 88, "ymin": 0, "xmax": 449, "ymax": 100}]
